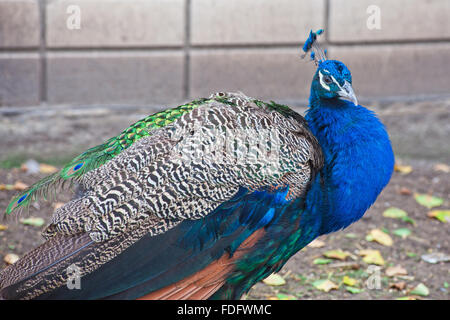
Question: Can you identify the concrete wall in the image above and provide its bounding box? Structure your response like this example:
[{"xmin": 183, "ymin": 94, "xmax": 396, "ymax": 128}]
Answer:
[{"xmin": 0, "ymin": 0, "xmax": 449, "ymax": 107}]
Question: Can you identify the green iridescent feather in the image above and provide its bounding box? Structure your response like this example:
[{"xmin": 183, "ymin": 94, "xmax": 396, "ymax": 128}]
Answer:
[{"xmin": 5, "ymin": 99, "xmax": 208, "ymax": 216}]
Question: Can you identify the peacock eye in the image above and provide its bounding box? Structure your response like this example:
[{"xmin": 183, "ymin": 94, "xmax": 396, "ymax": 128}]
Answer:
[{"xmin": 323, "ymin": 76, "xmax": 332, "ymax": 84}]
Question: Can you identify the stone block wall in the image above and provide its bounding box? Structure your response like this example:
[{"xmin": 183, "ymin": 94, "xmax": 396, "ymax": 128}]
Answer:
[{"xmin": 0, "ymin": 0, "xmax": 449, "ymax": 107}]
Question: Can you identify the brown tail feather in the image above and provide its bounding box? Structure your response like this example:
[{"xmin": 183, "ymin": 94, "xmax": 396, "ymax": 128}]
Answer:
[{"xmin": 137, "ymin": 228, "xmax": 265, "ymax": 300}]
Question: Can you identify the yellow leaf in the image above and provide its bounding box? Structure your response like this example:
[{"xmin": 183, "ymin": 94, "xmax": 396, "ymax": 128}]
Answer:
[
  {"xmin": 262, "ymin": 273, "xmax": 286, "ymax": 286},
  {"xmin": 359, "ymin": 249, "xmax": 385, "ymax": 266},
  {"xmin": 312, "ymin": 279, "xmax": 338, "ymax": 292},
  {"xmin": 39, "ymin": 163, "xmax": 58, "ymax": 174},
  {"xmin": 342, "ymin": 275, "xmax": 358, "ymax": 287},
  {"xmin": 428, "ymin": 210, "xmax": 450, "ymax": 223},
  {"xmin": 396, "ymin": 296, "xmax": 417, "ymax": 300},
  {"xmin": 323, "ymin": 249, "xmax": 350, "ymax": 261},
  {"xmin": 366, "ymin": 229, "xmax": 393, "ymax": 246},
  {"xmin": 394, "ymin": 164, "xmax": 413, "ymax": 175},
  {"xmin": 0, "ymin": 224, "xmax": 8, "ymax": 231}
]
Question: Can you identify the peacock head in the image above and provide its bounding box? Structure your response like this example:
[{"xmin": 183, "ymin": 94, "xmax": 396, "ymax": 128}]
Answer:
[{"xmin": 302, "ymin": 29, "xmax": 358, "ymax": 106}]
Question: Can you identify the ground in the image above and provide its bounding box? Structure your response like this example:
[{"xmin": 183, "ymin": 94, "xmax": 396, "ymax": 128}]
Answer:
[{"xmin": 0, "ymin": 158, "xmax": 448, "ymax": 300}]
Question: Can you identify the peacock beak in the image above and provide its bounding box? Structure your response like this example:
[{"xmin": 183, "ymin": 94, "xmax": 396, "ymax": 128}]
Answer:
[{"xmin": 337, "ymin": 81, "xmax": 358, "ymax": 106}]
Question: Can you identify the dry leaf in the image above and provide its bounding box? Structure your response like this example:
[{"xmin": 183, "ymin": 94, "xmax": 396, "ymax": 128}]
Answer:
[
  {"xmin": 433, "ymin": 163, "xmax": 450, "ymax": 173},
  {"xmin": 323, "ymin": 249, "xmax": 350, "ymax": 261},
  {"xmin": 308, "ymin": 239, "xmax": 325, "ymax": 248},
  {"xmin": 262, "ymin": 273, "xmax": 286, "ymax": 286},
  {"xmin": 13, "ymin": 181, "xmax": 29, "ymax": 191},
  {"xmin": 39, "ymin": 163, "xmax": 58, "ymax": 174},
  {"xmin": 394, "ymin": 164, "xmax": 413, "ymax": 175},
  {"xmin": 53, "ymin": 202, "xmax": 65, "ymax": 210},
  {"xmin": 389, "ymin": 282, "xmax": 406, "ymax": 290},
  {"xmin": 312, "ymin": 279, "xmax": 338, "ymax": 292},
  {"xmin": 386, "ymin": 265, "xmax": 408, "ymax": 277},
  {"xmin": 366, "ymin": 229, "xmax": 393, "ymax": 246},
  {"xmin": 398, "ymin": 187, "xmax": 412, "ymax": 196},
  {"xmin": 4, "ymin": 253, "xmax": 19, "ymax": 265},
  {"xmin": 359, "ymin": 249, "xmax": 385, "ymax": 266},
  {"xmin": 0, "ymin": 224, "xmax": 8, "ymax": 231}
]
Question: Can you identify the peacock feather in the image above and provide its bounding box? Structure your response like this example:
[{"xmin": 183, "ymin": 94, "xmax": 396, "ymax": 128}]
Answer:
[
  {"xmin": 1, "ymin": 30, "xmax": 394, "ymax": 300},
  {"xmin": 5, "ymin": 99, "xmax": 209, "ymax": 216}
]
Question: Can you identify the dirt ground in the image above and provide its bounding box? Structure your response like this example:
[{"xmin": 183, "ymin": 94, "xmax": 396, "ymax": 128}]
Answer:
[{"xmin": 0, "ymin": 158, "xmax": 448, "ymax": 300}]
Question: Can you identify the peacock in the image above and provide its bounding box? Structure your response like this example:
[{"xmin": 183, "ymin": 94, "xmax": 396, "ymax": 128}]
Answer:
[{"xmin": 0, "ymin": 30, "xmax": 394, "ymax": 300}]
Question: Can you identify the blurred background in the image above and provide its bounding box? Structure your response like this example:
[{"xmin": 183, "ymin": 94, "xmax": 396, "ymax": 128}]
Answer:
[{"xmin": 0, "ymin": 0, "xmax": 449, "ymax": 300}]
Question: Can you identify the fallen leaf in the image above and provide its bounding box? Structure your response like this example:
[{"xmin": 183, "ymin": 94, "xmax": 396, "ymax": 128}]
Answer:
[
  {"xmin": 323, "ymin": 250, "xmax": 350, "ymax": 261},
  {"xmin": 396, "ymin": 296, "xmax": 417, "ymax": 300},
  {"xmin": 342, "ymin": 275, "xmax": 358, "ymax": 287},
  {"xmin": 39, "ymin": 163, "xmax": 58, "ymax": 174},
  {"xmin": 398, "ymin": 187, "xmax": 412, "ymax": 196},
  {"xmin": 386, "ymin": 265, "xmax": 408, "ymax": 277},
  {"xmin": 428, "ymin": 210, "xmax": 450, "ymax": 223},
  {"xmin": 328, "ymin": 262, "xmax": 361, "ymax": 270},
  {"xmin": 13, "ymin": 181, "xmax": 28, "ymax": 191},
  {"xmin": 394, "ymin": 163, "xmax": 413, "ymax": 175},
  {"xmin": 308, "ymin": 239, "xmax": 325, "ymax": 248},
  {"xmin": 433, "ymin": 163, "xmax": 450, "ymax": 173},
  {"xmin": 366, "ymin": 229, "xmax": 393, "ymax": 246},
  {"xmin": 268, "ymin": 293, "xmax": 297, "ymax": 300},
  {"xmin": 345, "ymin": 286, "xmax": 363, "ymax": 294},
  {"xmin": 383, "ymin": 207, "xmax": 408, "ymax": 219},
  {"xmin": 345, "ymin": 233, "xmax": 358, "ymax": 239},
  {"xmin": 392, "ymin": 228, "xmax": 412, "ymax": 239},
  {"xmin": 20, "ymin": 217, "xmax": 45, "ymax": 227},
  {"xmin": 262, "ymin": 273, "xmax": 286, "ymax": 286},
  {"xmin": 421, "ymin": 252, "xmax": 450, "ymax": 264},
  {"xmin": 0, "ymin": 224, "xmax": 8, "ymax": 231},
  {"xmin": 409, "ymin": 283, "xmax": 429, "ymax": 297},
  {"xmin": 312, "ymin": 279, "xmax": 338, "ymax": 292},
  {"xmin": 4, "ymin": 253, "xmax": 19, "ymax": 265},
  {"xmin": 53, "ymin": 202, "xmax": 65, "ymax": 210},
  {"xmin": 359, "ymin": 249, "xmax": 385, "ymax": 266},
  {"xmin": 0, "ymin": 184, "xmax": 13, "ymax": 191},
  {"xmin": 389, "ymin": 282, "xmax": 406, "ymax": 291},
  {"xmin": 313, "ymin": 258, "xmax": 332, "ymax": 265},
  {"xmin": 401, "ymin": 216, "xmax": 416, "ymax": 225},
  {"xmin": 414, "ymin": 193, "xmax": 443, "ymax": 209}
]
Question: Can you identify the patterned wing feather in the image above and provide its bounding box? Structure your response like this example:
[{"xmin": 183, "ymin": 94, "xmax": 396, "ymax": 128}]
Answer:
[
  {"xmin": 4, "ymin": 99, "xmax": 209, "ymax": 217},
  {"xmin": 1, "ymin": 92, "xmax": 323, "ymax": 299}
]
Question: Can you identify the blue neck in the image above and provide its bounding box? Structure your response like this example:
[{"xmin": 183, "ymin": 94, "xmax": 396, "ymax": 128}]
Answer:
[{"xmin": 305, "ymin": 93, "xmax": 394, "ymax": 234}]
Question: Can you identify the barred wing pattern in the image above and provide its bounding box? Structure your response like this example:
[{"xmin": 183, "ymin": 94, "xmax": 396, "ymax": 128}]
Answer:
[{"xmin": 0, "ymin": 93, "xmax": 323, "ymax": 299}]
